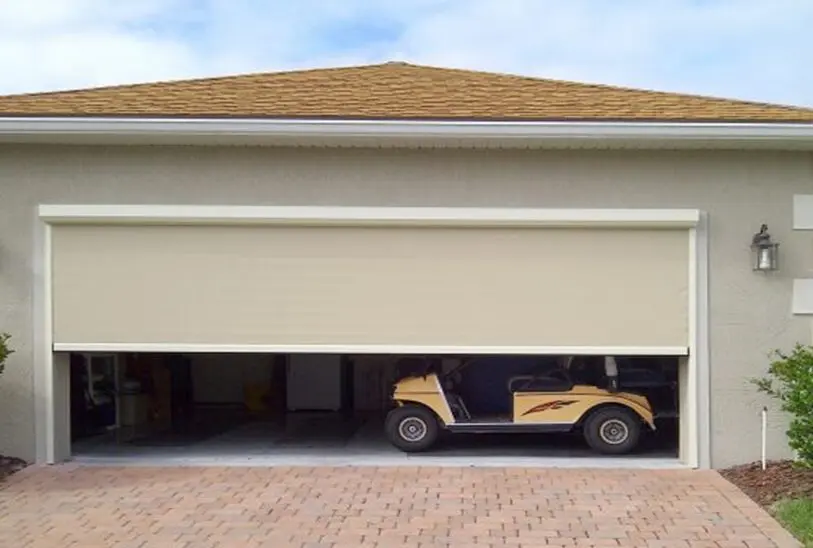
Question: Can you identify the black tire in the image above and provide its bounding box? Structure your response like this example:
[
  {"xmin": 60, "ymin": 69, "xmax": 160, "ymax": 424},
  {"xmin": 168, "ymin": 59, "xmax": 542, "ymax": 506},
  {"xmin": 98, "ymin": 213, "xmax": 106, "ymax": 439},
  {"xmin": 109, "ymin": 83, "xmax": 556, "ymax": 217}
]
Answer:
[
  {"xmin": 385, "ymin": 405, "xmax": 439, "ymax": 452},
  {"xmin": 583, "ymin": 406, "xmax": 642, "ymax": 455}
]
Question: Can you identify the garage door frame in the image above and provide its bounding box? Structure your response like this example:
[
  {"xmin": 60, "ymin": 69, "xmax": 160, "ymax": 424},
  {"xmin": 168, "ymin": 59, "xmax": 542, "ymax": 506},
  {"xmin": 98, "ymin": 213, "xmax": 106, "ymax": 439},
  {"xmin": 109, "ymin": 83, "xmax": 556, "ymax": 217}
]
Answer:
[{"xmin": 33, "ymin": 205, "xmax": 709, "ymax": 468}]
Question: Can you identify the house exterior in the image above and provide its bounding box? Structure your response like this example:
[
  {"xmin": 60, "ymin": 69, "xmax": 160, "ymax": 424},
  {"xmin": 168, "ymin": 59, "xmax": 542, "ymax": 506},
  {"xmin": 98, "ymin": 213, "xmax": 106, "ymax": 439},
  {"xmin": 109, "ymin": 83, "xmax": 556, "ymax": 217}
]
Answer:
[{"xmin": 1, "ymin": 62, "xmax": 812, "ymax": 468}]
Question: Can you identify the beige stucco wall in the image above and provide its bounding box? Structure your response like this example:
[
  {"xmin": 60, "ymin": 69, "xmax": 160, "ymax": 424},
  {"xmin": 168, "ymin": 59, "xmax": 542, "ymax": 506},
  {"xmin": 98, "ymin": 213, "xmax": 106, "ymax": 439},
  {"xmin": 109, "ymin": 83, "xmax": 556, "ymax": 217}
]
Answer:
[{"xmin": 0, "ymin": 143, "xmax": 811, "ymax": 467}]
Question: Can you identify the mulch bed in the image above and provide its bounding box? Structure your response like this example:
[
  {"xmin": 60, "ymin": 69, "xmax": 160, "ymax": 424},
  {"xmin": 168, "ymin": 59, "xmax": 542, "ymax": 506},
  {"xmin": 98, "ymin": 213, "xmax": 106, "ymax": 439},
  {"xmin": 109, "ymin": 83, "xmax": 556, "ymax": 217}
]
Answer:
[
  {"xmin": 721, "ymin": 460, "xmax": 813, "ymax": 507},
  {"xmin": 0, "ymin": 455, "xmax": 27, "ymax": 482}
]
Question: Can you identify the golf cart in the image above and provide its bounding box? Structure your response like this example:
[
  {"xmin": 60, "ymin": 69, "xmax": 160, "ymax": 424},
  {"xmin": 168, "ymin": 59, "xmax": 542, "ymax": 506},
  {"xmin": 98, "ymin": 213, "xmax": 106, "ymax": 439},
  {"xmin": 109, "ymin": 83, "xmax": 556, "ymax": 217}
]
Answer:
[{"xmin": 385, "ymin": 355, "xmax": 655, "ymax": 455}]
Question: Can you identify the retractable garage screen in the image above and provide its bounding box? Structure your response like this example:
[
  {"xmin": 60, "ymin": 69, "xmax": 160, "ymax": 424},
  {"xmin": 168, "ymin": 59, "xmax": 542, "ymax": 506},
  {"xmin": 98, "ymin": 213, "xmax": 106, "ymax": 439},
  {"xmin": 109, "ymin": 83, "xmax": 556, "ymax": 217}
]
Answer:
[{"xmin": 51, "ymin": 223, "xmax": 689, "ymax": 350}]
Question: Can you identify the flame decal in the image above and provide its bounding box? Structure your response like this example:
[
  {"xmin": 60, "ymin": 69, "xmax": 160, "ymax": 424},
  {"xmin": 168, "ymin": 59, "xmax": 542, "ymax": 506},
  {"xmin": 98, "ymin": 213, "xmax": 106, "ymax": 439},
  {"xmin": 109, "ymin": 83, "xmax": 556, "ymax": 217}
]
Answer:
[{"xmin": 521, "ymin": 400, "xmax": 577, "ymax": 416}]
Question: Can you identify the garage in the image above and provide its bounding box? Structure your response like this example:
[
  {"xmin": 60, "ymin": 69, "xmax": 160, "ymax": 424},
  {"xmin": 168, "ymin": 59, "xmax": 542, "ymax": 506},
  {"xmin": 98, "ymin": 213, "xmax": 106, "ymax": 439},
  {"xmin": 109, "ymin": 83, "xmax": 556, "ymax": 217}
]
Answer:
[
  {"xmin": 68, "ymin": 351, "xmax": 681, "ymax": 461},
  {"xmin": 41, "ymin": 205, "xmax": 701, "ymax": 466}
]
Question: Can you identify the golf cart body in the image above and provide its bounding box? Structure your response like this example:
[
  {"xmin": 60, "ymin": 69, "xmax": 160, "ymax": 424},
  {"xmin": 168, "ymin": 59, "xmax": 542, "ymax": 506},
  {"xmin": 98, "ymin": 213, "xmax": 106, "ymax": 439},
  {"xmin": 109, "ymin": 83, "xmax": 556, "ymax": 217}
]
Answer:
[{"xmin": 386, "ymin": 356, "xmax": 656, "ymax": 455}]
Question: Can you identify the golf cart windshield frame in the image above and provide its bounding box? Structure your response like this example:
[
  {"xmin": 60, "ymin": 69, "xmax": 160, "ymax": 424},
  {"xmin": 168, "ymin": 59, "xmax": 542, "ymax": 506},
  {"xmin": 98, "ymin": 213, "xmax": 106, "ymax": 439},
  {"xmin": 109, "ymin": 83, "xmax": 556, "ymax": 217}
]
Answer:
[{"xmin": 401, "ymin": 354, "xmax": 621, "ymax": 392}]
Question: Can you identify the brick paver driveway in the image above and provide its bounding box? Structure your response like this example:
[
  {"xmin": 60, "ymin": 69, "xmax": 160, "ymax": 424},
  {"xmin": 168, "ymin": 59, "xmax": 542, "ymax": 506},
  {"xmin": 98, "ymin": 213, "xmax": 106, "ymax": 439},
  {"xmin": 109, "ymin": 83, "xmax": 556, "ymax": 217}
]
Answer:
[{"xmin": 0, "ymin": 465, "xmax": 800, "ymax": 547}]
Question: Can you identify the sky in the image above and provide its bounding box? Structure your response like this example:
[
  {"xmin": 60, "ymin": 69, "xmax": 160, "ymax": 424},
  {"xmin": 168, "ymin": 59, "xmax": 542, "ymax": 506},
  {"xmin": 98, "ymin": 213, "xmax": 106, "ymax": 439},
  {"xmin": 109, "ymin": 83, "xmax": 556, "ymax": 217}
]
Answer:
[{"xmin": 0, "ymin": 0, "xmax": 811, "ymax": 107}]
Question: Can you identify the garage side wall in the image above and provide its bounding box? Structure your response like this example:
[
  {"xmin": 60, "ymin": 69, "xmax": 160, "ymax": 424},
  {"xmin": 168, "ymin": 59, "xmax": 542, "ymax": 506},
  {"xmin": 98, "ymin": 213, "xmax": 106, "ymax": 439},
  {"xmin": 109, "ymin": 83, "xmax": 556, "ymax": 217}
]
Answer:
[{"xmin": 0, "ymin": 144, "xmax": 811, "ymax": 467}]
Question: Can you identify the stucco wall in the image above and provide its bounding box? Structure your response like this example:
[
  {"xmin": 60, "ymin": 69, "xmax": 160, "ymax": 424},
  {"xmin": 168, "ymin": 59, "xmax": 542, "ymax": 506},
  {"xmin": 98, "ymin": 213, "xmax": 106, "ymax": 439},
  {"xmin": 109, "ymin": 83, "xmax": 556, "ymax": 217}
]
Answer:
[{"xmin": 0, "ymin": 144, "xmax": 811, "ymax": 467}]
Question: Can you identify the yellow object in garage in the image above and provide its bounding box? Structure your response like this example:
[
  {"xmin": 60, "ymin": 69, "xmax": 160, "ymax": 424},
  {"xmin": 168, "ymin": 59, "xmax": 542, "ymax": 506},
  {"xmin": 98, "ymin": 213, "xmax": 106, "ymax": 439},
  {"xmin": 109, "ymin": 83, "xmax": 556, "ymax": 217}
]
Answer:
[
  {"xmin": 244, "ymin": 382, "xmax": 269, "ymax": 413},
  {"xmin": 391, "ymin": 374, "xmax": 456, "ymax": 424},
  {"xmin": 512, "ymin": 385, "xmax": 654, "ymax": 428},
  {"xmin": 386, "ymin": 356, "xmax": 656, "ymax": 455}
]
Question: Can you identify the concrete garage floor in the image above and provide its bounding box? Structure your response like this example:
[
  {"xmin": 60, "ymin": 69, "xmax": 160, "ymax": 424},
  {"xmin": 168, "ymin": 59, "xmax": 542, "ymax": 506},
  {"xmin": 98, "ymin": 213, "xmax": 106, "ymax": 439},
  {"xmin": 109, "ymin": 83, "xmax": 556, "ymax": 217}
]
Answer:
[{"xmin": 72, "ymin": 410, "xmax": 682, "ymax": 469}]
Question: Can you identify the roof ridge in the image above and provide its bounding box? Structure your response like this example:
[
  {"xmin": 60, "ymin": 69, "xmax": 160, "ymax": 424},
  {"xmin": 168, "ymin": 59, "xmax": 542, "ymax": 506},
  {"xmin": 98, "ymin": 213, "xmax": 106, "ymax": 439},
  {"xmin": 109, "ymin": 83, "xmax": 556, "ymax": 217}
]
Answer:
[
  {"xmin": 392, "ymin": 62, "xmax": 813, "ymax": 114},
  {"xmin": 0, "ymin": 62, "xmax": 402, "ymax": 100}
]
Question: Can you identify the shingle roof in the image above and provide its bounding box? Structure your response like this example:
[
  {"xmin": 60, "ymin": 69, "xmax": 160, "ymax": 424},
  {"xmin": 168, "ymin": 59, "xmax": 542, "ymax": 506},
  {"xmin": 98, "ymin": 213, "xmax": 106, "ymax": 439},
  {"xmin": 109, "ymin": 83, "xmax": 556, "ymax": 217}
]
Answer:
[{"xmin": 1, "ymin": 62, "xmax": 811, "ymax": 123}]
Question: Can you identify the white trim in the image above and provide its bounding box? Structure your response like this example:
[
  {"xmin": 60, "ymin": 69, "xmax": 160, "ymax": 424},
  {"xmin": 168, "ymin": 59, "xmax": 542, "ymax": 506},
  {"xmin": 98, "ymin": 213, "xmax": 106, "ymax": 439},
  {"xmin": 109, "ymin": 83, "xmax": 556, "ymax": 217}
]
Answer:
[
  {"xmin": 52, "ymin": 343, "xmax": 690, "ymax": 356},
  {"xmin": 38, "ymin": 204, "xmax": 701, "ymax": 228},
  {"xmin": 684, "ymin": 217, "xmax": 712, "ymax": 469},
  {"xmin": 432, "ymin": 375, "xmax": 456, "ymax": 426},
  {"xmin": 32, "ymin": 217, "xmax": 53, "ymax": 463},
  {"xmin": 3, "ymin": 118, "xmax": 813, "ymax": 149},
  {"xmin": 37, "ymin": 203, "xmax": 704, "ymax": 466},
  {"xmin": 695, "ymin": 213, "xmax": 712, "ymax": 469},
  {"xmin": 44, "ymin": 223, "xmax": 55, "ymax": 464},
  {"xmin": 686, "ymin": 228, "xmax": 700, "ymax": 469}
]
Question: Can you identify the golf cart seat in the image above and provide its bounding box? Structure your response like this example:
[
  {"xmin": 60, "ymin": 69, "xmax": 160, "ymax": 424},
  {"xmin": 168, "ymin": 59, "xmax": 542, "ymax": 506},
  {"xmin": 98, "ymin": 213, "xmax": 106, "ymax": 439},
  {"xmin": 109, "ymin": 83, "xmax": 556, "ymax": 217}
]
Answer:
[
  {"xmin": 511, "ymin": 373, "xmax": 572, "ymax": 393},
  {"xmin": 507, "ymin": 375, "xmax": 534, "ymax": 393},
  {"xmin": 569, "ymin": 357, "xmax": 604, "ymax": 386}
]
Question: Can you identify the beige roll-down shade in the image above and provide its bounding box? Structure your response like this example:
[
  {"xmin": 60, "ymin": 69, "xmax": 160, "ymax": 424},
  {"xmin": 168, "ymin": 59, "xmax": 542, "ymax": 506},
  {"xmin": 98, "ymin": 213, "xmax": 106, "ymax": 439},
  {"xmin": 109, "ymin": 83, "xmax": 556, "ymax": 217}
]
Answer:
[{"xmin": 51, "ymin": 224, "xmax": 689, "ymax": 348}]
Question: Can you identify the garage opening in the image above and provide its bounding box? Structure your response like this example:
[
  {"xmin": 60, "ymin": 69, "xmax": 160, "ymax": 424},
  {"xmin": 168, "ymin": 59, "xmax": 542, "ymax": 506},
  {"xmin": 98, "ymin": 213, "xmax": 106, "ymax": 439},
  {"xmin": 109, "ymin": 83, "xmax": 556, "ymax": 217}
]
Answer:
[
  {"xmin": 45, "ymin": 206, "xmax": 699, "ymax": 465},
  {"xmin": 69, "ymin": 352, "xmax": 680, "ymax": 461}
]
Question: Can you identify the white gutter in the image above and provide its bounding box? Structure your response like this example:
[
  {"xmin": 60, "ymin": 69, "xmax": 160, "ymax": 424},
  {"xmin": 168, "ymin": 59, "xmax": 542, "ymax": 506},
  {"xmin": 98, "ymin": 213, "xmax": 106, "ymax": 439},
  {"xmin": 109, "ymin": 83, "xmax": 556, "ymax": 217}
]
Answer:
[
  {"xmin": 38, "ymin": 204, "xmax": 701, "ymax": 228},
  {"xmin": 1, "ymin": 117, "xmax": 812, "ymax": 147}
]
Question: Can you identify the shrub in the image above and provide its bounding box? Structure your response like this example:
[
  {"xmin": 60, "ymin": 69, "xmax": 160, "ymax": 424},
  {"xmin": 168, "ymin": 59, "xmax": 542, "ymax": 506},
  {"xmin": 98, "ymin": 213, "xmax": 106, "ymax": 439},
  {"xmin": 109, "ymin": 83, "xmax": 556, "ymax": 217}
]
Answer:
[
  {"xmin": 753, "ymin": 344, "xmax": 813, "ymax": 466},
  {"xmin": 0, "ymin": 333, "xmax": 12, "ymax": 378}
]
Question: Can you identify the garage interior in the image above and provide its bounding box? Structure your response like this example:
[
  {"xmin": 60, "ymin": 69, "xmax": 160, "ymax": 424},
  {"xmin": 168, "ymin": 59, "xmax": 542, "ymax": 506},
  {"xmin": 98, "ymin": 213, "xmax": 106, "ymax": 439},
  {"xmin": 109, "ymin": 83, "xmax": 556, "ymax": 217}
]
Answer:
[{"xmin": 69, "ymin": 351, "xmax": 680, "ymax": 461}]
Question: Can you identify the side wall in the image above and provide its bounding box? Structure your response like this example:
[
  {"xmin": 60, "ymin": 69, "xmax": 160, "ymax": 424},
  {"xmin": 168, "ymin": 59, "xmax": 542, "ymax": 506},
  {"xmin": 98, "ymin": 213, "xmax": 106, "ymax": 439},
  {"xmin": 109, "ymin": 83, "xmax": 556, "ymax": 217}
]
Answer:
[{"xmin": 0, "ymin": 144, "xmax": 811, "ymax": 467}]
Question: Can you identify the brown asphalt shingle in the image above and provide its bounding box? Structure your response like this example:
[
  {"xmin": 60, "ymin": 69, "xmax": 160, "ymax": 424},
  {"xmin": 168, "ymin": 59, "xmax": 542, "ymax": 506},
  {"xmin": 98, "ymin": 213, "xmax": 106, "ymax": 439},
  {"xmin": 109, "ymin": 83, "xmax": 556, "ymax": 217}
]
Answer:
[{"xmin": 1, "ymin": 62, "xmax": 812, "ymax": 123}]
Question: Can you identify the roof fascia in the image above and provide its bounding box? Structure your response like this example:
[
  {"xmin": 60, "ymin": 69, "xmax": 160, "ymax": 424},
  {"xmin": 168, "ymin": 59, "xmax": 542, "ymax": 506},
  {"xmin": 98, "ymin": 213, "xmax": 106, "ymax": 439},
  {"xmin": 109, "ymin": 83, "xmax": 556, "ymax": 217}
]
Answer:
[{"xmin": 1, "ymin": 117, "xmax": 812, "ymax": 149}]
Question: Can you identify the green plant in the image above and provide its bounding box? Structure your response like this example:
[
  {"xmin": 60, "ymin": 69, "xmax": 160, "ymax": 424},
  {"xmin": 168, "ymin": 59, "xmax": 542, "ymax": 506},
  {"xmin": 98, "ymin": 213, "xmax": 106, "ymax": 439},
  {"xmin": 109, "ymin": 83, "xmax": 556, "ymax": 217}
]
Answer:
[
  {"xmin": 774, "ymin": 498, "xmax": 813, "ymax": 547},
  {"xmin": 0, "ymin": 333, "xmax": 12, "ymax": 377},
  {"xmin": 753, "ymin": 344, "xmax": 813, "ymax": 466}
]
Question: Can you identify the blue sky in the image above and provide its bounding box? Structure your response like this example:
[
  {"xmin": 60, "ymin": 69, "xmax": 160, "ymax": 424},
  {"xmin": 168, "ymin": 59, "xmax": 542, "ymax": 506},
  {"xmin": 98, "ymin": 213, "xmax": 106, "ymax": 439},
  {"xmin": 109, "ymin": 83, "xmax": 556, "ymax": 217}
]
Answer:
[{"xmin": 1, "ymin": 0, "xmax": 811, "ymax": 107}]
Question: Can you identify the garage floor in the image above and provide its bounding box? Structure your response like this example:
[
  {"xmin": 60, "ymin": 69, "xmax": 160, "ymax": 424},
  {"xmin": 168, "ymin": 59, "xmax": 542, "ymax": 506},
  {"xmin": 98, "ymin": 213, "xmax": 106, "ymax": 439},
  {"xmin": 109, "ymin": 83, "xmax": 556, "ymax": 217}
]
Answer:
[{"xmin": 72, "ymin": 410, "xmax": 681, "ymax": 468}]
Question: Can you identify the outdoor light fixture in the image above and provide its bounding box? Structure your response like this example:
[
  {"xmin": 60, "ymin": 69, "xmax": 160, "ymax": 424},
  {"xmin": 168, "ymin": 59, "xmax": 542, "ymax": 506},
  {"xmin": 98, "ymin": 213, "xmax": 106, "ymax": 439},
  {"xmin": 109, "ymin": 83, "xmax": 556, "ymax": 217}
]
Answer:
[{"xmin": 751, "ymin": 224, "xmax": 779, "ymax": 272}]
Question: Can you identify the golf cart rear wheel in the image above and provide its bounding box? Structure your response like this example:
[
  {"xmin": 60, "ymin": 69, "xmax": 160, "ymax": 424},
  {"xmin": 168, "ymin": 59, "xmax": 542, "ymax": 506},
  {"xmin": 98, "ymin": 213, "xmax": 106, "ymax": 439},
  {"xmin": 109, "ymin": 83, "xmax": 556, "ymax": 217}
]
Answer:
[
  {"xmin": 583, "ymin": 406, "xmax": 641, "ymax": 455},
  {"xmin": 385, "ymin": 405, "xmax": 439, "ymax": 452}
]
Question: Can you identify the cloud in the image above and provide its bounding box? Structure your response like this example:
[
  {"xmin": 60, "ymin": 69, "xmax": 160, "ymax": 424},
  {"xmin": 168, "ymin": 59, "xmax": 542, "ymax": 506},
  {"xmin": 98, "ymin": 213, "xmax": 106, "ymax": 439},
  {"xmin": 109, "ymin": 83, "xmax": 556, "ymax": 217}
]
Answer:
[
  {"xmin": 0, "ymin": 0, "xmax": 203, "ymax": 92},
  {"xmin": 0, "ymin": 0, "xmax": 811, "ymax": 107}
]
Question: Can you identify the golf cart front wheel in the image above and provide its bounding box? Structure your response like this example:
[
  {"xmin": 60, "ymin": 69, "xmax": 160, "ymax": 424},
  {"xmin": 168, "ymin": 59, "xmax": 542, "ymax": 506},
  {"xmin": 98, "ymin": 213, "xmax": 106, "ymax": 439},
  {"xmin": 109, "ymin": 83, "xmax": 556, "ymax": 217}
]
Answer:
[
  {"xmin": 385, "ymin": 405, "xmax": 439, "ymax": 452},
  {"xmin": 583, "ymin": 406, "xmax": 641, "ymax": 455}
]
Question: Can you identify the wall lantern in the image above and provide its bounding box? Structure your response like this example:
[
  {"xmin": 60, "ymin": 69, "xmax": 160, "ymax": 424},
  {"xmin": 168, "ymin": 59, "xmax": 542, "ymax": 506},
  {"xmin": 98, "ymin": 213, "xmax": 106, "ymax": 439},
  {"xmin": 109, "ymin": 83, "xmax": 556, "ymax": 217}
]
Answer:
[{"xmin": 751, "ymin": 224, "xmax": 779, "ymax": 271}]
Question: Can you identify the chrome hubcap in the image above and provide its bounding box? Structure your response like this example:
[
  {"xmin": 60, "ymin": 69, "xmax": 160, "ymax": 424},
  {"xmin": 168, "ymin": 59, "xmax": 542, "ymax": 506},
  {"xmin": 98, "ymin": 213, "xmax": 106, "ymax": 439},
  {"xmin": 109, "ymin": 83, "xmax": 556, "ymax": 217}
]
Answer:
[
  {"xmin": 398, "ymin": 417, "xmax": 428, "ymax": 442},
  {"xmin": 599, "ymin": 418, "xmax": 629, "ymax": 445}
]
